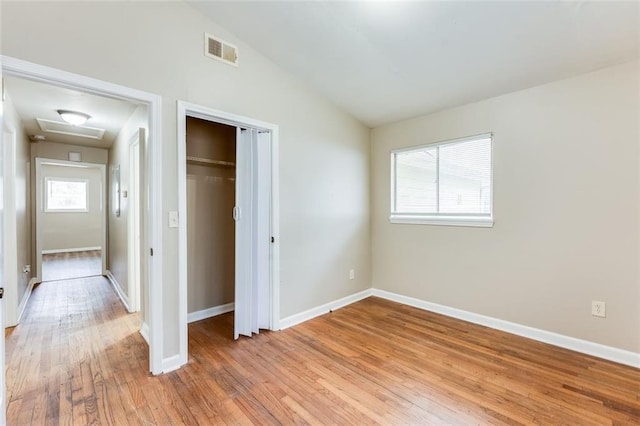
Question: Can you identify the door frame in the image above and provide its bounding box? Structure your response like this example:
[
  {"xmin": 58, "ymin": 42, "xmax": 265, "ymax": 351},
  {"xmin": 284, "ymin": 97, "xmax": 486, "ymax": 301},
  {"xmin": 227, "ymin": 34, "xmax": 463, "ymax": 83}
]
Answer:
[
  {"xmin": 2, "ymin": 121, "xmax": 18, "ymax": 329},
  {"xmin": 0, "ymin": 79, "xmax": 6, "ymax": 425},
  {"xmin": 1, "ymin": 55, "xmax": 165, "ymax": 375},
  {"xmin": 127, "ymin": 130, "xmax": 142, "ymax": 313},
  {"xmin": 35, "ymin": 158, "xmax": 107, "ymax": 281},
  {"xmin": 176, "ymin": 100, "xmax": 280, "ymax": 367}
]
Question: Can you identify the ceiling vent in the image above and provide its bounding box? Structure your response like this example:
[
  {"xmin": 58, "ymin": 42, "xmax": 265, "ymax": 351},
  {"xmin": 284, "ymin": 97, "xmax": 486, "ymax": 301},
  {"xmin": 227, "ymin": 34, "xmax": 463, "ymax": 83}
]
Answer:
[
  {"xmin": 204, "ymin": 33, "xmax": 238, "ymax": 67},
  {"xmin": 36, "ymin": 118, "xmax": 105, "ymax": 140}
]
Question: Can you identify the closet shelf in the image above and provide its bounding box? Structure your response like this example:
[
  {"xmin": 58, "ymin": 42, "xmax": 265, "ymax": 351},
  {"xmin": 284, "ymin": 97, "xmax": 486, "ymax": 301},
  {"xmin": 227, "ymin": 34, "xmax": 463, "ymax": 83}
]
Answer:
[{"xmin": 186, "ymin": 156, "xmax": 236, "ymax": 168}]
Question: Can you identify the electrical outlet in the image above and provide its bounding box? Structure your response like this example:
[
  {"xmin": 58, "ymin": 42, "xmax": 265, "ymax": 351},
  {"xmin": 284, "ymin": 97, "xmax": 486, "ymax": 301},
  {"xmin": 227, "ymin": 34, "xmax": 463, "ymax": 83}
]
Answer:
[
  {"xmin": 23, "ymin": 265, "xmax": 31, "ymax": 274},
  {"xmin": 591, "ymin": 301, "xmax": 606, "ymax": 318},
  {"xmin": 349, "ymin": 269, "xmax": 355, "ymax": 280}
]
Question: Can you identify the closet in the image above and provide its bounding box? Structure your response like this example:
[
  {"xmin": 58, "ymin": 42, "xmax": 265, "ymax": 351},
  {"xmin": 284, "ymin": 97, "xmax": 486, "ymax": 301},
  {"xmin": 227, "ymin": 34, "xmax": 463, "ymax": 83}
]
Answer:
[{"xmin": 186, "ymin": 117, "xmax": 236, "ymax": 325}]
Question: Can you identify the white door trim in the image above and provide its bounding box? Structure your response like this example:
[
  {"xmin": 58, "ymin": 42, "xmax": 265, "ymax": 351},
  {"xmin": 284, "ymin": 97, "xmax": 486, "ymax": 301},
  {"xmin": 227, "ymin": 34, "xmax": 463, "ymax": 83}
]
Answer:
[
  {"xmin": 1, "ymin": 55, "xmax": 164, "ymax": 375},
  {"xmin": 35, "ymin": 158, "xmax": 107, "ymax": 281},
  {"xmin": 2, "ymin": 122, "xmax": 18, "ymax": 328},
  {"xmin": 127, "ymin": 130, "xmax": 142, "ymax": 313},
  {"xmin": 1, "ymin": 69, "xmax": 10, "ymax": 425},
  {"xmin": 177, "ymin": 100, "xmax": 280, "ymax": 368}
]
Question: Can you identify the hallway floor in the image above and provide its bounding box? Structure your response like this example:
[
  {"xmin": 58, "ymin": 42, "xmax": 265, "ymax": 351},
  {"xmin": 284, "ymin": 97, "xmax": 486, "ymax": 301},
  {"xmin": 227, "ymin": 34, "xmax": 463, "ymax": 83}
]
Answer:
[
  {"xmin": 41, "ymin": 250, "xmax": 102, "ymax": 282},
  {"xmin": 5, "ymin": 275, "xmax": 145, "ymax": 424}
]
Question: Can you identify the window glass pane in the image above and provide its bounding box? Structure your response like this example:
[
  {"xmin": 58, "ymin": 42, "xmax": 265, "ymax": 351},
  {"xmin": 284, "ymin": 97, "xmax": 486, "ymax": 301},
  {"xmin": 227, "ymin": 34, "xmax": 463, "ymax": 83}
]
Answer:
[
  {"xmin": 395, "ymin": 148, "xmax": 437, "ymax": 213},
  {"xmin": 47, "ymin": 179, "xmax": 87, "ymax": 210},
  {"xmin": 438, "ymin": 138, "xmax": 491, "ymax": 214}
]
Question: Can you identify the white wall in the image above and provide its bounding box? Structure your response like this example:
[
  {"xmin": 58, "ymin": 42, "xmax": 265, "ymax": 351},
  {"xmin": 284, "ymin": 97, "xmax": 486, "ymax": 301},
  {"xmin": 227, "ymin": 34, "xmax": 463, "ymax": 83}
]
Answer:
[
  {"xmin": 40, "ymin": 164, "xmax": 103, "ymax": 252},
  {"xmin": 0, "ymin": 1, "xmax": 371, "ymax": 359},
  {"xmin": 371, "ymin": 61, "xmax": 639, "ymax": 353},
  {"xmin": 31, "ymin": 141, "xmax": 108, "ymax": 165},
  {"xmin": 107, "ymin": 105, "xmax": 148, "ymax": 307}
]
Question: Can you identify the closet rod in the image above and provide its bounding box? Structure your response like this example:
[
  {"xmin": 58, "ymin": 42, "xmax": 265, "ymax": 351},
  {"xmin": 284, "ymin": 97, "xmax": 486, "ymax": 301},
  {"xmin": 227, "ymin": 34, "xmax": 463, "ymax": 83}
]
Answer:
[{"xmin": 186, "ymin": 156, "xmax": 236, "ymax": 167}]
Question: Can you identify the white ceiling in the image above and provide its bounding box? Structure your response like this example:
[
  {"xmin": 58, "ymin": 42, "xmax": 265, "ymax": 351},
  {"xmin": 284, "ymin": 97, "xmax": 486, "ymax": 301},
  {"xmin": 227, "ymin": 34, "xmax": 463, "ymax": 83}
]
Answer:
[
  {"xmin": 189, "ymin": 1, "xmax": 639, "ymax": 128},
  {"xmin": 4, "ymin": 76, "xmax": 138, "ymax": 149}
]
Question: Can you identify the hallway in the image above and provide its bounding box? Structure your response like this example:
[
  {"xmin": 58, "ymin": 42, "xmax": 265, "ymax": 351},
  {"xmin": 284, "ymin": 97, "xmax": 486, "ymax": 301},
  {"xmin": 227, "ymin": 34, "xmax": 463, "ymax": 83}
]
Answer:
[{"xmin": 5, "ymin": 276, "xmax": 145, "ymax": 424}]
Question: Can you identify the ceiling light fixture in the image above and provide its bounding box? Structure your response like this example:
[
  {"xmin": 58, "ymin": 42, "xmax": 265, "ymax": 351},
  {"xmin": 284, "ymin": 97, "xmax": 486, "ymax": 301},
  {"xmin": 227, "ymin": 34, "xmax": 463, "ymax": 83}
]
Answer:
[{"xmin": 56, "ymin": 109, "xmax": 91, "ymax": 126}]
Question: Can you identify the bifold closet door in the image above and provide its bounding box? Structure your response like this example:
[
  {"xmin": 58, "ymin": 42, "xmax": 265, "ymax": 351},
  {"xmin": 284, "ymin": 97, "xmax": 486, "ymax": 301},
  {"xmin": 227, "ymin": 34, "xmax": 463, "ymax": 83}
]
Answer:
[
  {"xmin": 234, "ymin": 128, "xmax": 254, "ymax": 339},
  {"xmin": 254, "ymin": 130, "xmax": 271, "ymax": 331},
  {"xmin": 234, "ymin": 128, "xmax": 272, "ymax": 340}
]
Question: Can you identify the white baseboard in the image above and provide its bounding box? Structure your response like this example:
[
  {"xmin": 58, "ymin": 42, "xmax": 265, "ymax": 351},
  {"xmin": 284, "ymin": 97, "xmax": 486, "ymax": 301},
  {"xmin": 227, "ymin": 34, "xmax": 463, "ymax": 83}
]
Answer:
[
  {"xmin": 372, "ymin": 288, "xmax": 640, "ymax": 369},
  {"xmin": 140, "ymin": 322, "xmax": 150, "ymax": 345},
  {"xmin": 42, "ymin": 246, "xmax": 101, "ymax": 254},
  {"xmin": 162, "ymin": 354, "xmax": 183, "ymax": 373},
  {"xmin": 279, "ymin": 288, "xmax": 373, "ymax": 330},
  {"xmin": 105, "ymin": 270, "xmax": 131, "ymax": 312},
  {"xmin": 188, "ymin": 303, "xmax": 234, "ymax": 323},
  {"xmin": 16, "ymin": 277, "xmax": 38, "ymax": 323}
]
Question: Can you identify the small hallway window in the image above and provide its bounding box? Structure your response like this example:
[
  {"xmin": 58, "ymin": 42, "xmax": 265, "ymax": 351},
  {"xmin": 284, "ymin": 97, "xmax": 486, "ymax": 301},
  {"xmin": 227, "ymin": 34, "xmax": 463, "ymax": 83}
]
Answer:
[
  {"xmin": 390, "ymin": 133, "xmax": 493, "ymax": 227},
  {"xmin": 45, "ymin": 177, "xmax": 88, "ymax": 212}
]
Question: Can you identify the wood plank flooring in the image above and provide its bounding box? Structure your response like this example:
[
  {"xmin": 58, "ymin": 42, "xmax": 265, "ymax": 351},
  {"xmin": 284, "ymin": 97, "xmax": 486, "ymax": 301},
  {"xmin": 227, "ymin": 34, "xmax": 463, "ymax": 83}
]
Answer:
[
  {"xmin": 41, "ymin": 250, "xmax": 102, "ymax": 282},
  {"xmin": 6, "ymin": 276, "xmax": 640, "ymax": 425}
]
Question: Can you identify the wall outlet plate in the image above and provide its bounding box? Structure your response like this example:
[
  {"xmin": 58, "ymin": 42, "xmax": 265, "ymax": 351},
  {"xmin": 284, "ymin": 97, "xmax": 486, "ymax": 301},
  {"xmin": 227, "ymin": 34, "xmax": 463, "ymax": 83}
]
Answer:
[
  {"xmin": 169, "ymin": 211, "xmax": 179, "ymax": 228},
  {"xmin": 349, "ymin": 269, "xmax": 355, "ymax": 280},
  {"xmin": 591, "ymin": 301, "xmax": 606, "ymax": 318}
]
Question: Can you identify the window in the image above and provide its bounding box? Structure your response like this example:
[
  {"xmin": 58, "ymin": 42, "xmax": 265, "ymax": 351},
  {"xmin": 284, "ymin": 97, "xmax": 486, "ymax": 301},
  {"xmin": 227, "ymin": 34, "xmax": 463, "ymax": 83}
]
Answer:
[
  {"xmin": 390, "ymin": 133, "xmax": 493, "ymax": 227},
  {"xmin": 45, "ymin": 177, "xmax": 88, "ymax": 212}
]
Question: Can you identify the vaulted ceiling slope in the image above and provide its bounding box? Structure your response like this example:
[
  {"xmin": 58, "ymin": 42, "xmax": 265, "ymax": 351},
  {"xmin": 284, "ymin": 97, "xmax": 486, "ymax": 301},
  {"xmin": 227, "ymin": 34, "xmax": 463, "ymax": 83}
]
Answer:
[{"xmin": 189, "ymin": 1, "xmax": 639, "ymax": 128}]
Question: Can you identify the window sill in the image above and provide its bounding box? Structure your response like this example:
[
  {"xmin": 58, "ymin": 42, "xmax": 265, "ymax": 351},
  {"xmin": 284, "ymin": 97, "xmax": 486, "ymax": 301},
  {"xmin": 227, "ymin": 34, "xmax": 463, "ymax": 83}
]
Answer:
[{"xmin": 389, "ymin": 214, "xmax": 494, "ymax": 228}]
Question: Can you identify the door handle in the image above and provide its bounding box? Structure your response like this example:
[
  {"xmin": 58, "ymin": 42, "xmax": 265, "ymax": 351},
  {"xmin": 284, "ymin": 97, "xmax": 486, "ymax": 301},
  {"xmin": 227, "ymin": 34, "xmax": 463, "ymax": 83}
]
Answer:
[
  {"xmin": 0, "ymin": 288, "xmax": 4, "ymax": 299},
  {"xmin": 233, "ymin": 206, "xmax": 240, "ymax": 221}
]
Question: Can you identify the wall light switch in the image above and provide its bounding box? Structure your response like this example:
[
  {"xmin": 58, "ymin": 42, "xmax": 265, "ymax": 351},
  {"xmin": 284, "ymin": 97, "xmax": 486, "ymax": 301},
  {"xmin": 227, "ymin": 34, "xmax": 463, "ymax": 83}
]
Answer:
[{"xmin": 169, "ymin": 211, "xmax": 179, "ymax": 228}]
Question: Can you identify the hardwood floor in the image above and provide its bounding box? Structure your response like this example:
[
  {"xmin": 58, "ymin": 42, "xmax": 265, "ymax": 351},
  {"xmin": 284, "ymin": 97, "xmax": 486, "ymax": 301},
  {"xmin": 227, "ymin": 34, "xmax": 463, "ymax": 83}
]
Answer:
[
  {"xmin": 41, "ymin": 250, "xmax": 102, "ymax": 282},
  {"xmin": 6, "ymin": 277, "xmax": 640, "ymax": 425}
]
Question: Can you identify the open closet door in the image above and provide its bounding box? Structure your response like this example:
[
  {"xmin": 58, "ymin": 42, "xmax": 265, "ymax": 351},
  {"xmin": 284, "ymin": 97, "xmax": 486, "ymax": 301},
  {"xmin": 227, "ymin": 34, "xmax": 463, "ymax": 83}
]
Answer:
[
  {"xmin": 234, "ymin": 128, "xmax": 271, "ymax": 340},
  {"xmin": 254, "ymin": 131, "xmax": 271, "ymax": 330},
  {"xmin": 234, "ymin": 128, "xmax": 254, "ymax": 339}
]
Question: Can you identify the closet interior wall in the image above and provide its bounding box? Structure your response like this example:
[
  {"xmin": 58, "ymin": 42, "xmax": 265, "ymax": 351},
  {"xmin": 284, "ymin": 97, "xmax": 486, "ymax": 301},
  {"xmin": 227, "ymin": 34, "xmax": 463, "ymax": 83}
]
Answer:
[{"xmin": 186, "ymin": 117, "xmax": 236, "ymax": 317}]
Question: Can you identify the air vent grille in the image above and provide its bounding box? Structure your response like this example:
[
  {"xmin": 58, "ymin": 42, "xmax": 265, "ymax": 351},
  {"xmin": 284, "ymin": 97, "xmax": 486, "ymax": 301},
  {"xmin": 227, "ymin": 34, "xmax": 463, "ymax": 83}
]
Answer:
[
  {"xmin": 36, "ymin": 118, "xmax": 105, "ymax": 140},
  {"xmin": 208, "ymin": 38, "xmax": 222, "ymax": 58},
  {"xmin": 204, "ymin": 33, "xmax": 238, "ymax": 67}
]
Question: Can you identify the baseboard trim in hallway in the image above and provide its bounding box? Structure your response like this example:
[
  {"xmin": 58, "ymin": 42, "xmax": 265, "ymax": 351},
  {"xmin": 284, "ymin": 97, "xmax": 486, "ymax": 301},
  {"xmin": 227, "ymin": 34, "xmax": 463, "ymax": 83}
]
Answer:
[
  {"xmin": 16, "ymin": 277, "xmax": 38, "ymax": 323},
  {"xmin": 106, "ymin": 270, "xmax": 131, "ymax": 312},
  {"xmin": 41, "ymin": 246, "xmax": 102, "ymax": 254}
]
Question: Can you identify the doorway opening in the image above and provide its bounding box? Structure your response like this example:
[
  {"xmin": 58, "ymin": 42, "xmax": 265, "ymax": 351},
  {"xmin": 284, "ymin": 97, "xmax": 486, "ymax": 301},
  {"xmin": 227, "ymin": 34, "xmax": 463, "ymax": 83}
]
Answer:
[
  {"xmin": 177, "ymin": 101, "xmax": 280, "ymax": 367},
  {"xmin": 2, "ymin": 55, "xmax": 164, "ymax": 375},
  {"xmin": 185, "ymin": 118, "xmax": 236, "ymax": 326},
  {"xmin": 35, "ymin": 159, "xmax": 106, "ymax": 283}
]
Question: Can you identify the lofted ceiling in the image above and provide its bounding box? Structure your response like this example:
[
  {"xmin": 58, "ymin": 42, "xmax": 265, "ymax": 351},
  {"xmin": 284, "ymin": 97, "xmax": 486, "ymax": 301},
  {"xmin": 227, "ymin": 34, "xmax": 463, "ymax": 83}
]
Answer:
[
  {"xmin": 189, "ymin": 1, "xmax": 640, "ymax": 128},
  {"xmin": 4, "ymin": 76, "xmax": 139, "ymax": 149}
]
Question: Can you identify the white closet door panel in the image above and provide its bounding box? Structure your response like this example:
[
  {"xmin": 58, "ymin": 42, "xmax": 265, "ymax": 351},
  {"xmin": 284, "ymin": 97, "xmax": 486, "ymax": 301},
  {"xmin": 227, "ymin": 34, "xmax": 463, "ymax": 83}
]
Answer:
[
  {"xmin": 234, "ymin": 128, "xmax": 253, "ymax": 339},
  {"xmin": 256, "ymin": 131, "xmax": 271, "ymax": 330},
  {"xmin": 249, "ymin": 129, "xmax": 259, "ymax": 335}
]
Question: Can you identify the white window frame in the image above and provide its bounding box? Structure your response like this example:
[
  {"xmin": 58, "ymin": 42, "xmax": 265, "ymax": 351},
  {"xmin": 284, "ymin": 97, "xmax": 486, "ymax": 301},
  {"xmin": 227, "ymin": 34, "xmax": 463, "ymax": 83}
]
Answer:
[
  {"xmin": 390, "ymin": 133, "xmax": 494, "ymax": 227},
  {"xmin": 44, "ymin": 177, "xmax": 89, "ymax": 213}
]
